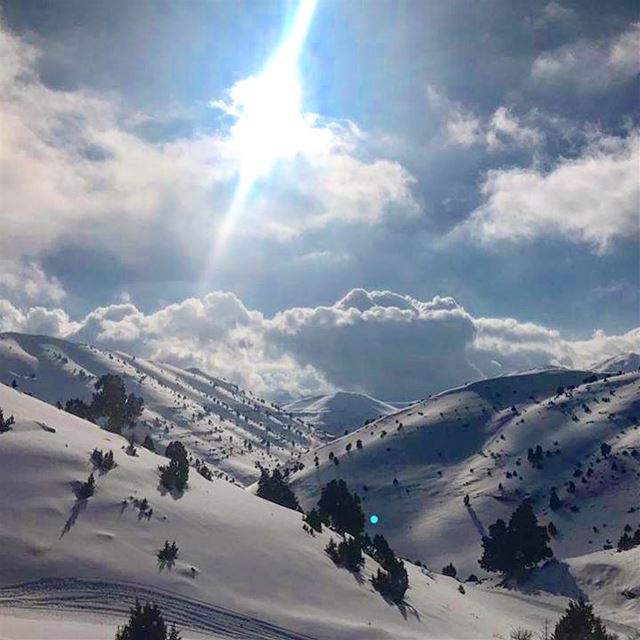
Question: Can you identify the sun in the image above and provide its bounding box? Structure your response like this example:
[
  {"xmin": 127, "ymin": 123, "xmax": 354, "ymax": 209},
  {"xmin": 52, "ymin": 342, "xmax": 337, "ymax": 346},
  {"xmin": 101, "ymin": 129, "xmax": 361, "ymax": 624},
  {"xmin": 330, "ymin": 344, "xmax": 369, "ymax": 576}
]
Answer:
[{"xmin": 229, "ymin": 0, "xmax": 317, "ymax": 195}]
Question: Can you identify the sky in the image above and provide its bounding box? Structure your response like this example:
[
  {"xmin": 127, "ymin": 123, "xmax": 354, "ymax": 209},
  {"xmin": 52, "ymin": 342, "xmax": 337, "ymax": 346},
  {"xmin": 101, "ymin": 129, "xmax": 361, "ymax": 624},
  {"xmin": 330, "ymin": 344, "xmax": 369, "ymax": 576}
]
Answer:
[{"xmin": 0, "ymin": 0, "xmax": 638, "ymax": 401}]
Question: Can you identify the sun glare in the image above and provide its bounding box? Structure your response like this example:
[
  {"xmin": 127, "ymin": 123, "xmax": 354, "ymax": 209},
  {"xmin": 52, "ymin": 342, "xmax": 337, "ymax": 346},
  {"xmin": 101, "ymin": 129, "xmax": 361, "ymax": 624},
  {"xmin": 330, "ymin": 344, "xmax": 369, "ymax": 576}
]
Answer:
[{"xmin": 203, "ymin": 0, "xmax": 317, "ymax": 271}]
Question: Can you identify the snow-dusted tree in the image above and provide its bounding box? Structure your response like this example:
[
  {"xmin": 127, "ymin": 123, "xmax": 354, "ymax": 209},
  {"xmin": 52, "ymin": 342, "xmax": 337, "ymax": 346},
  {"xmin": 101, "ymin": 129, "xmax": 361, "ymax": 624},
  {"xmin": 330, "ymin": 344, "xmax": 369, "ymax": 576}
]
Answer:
[{"xmin": 160, "ymin": 441, "xmax": 189, "ymax": 492}]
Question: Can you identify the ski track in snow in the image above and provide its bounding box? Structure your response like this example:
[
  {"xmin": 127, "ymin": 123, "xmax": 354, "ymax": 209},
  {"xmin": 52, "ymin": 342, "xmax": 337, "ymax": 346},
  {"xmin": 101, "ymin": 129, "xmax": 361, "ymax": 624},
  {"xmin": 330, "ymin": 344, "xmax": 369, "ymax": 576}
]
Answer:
[{"xmin": 0, "ymin": 578, "xmax": 317, "ymax": 640}]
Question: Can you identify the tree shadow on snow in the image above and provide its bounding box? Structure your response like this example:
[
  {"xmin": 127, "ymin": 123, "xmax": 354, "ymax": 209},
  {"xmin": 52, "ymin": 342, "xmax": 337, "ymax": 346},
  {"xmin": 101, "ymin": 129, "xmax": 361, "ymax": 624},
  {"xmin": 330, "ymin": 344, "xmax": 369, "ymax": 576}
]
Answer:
[
  {"xmin": 397, "ymin": 601, "xmax": 421, "ymax": 622},
  {"xmin": 521, "ymin": 559, "xmax": 587, "ymax": 600},
  {"xmin": 465, "ymin": 505, "xmax": 487, "ymax": 538},
  {"xmin": 156, "ymin": 482, "xmax": 185, "ymax": 501},
  {"xmin": 60, "ymin": 484, "xmax": 89, "ymax": 537}
]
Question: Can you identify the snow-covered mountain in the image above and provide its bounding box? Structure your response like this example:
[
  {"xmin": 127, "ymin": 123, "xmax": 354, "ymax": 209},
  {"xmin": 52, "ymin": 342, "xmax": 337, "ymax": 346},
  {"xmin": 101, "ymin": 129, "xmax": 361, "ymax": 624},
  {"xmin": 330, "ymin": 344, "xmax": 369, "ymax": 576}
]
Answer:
[
  {"xmin": 288, "ymin": 368, "xmax": 640, "ymax": 628},
  {"xmin": 0, "ymin": 332, "xmax": 322, "ymax": 485},
  {"xmin": 593, "ymin": 352, "xmax": 640, "ymax": 374},
  {"xmin": 284, "ymin": 392, "xmax": 397, "ymax": 437},
  {"xmin": 0, "ymin": 382, "xmax": 608, "ymax": 640}
]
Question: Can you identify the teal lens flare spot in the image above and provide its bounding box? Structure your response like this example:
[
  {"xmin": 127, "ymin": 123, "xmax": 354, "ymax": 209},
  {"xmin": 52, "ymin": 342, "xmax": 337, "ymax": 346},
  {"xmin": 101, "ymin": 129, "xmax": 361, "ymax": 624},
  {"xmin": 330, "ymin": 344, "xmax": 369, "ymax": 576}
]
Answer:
[{"xmin": 369, "ymin": 514, "xmax": 379, "ymax": 525}]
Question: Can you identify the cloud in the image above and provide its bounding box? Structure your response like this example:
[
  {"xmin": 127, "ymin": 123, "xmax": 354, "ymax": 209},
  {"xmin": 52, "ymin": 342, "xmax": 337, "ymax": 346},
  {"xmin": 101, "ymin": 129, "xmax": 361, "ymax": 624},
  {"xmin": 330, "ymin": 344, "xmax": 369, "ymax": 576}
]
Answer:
[
  {"xmin": 2, "ymin": 288, "xmax": 636, "ymax": 402},
  {"xmin": 532, "ymin": 22, "xmax": 640, "ymax": 87},
  {"xmin": 541, "ymin": 2, "xmax": 575, "ymax": 23},
  {"xmin": 465, "ymin": 129, "xmax": 639, "ymax": 252},
  {"xmin": 0, "ymin": 20, "xmax": 417, "ymax": 270},
  {"xmin": 427, "ymin": 87, "xmax": 543, "ymax": 150},
  {"xmin": 0, "ymin": 261, "xmax": 66, "ymax": 306}
]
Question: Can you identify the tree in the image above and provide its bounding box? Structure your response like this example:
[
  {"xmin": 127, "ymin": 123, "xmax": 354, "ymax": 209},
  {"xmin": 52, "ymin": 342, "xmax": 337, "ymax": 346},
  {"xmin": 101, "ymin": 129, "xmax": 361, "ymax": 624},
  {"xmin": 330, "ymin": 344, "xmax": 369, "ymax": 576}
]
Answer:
[
  {"xmin": 548, "ymin": 521, "xmax": 558, "ymax": 537},
  {"xmin": 65, "ymin": 398, "xmax": 95, "ymax": 422},
  {"xmin": 549, "ymin": 487, "xmax": 562, "ymax": 511},
  {"xmin": 256, "ymin": 468, "xmax": 301, "ymax": 511},
  {"xmin": 552, "ymin": 600, "xmax": 616, "ymax": 640},
  {"xmin": 157, "ymin": 540, "xmax": 179, "ymax": 566},
  {"xmin": 479, "ymin": 500, "xmax": 552, "ymax": 579},
  {"xmin": 317, "ymin": 479, "xmax": 364, "ymax": 537},
  {"xmin": 115, "ymin": 600, "xmax": 181, "ymax": 640},
  {"xmin": 305, "ymin": 508, "xmax": 323, "ymax": 533},
  {"xmin": 159, "ymin": 441, "xmax": 189, "ymax": 492},
  {"xmin": 600, "ymin": 443, "xmax": 611, "ymax": 458},
  {"xmin": 442, "ymin": 563, "xmax": 457, "ymax": 578},
  {"xmin": 92, "ymin": 374, "xmax": 144, "ymax": 434},
  {"xmin": 0, "ymin": 408, "xmax": 15, "ymax": 433},
  {"xmin": 325, "ymin": 536, "xmax": 363, "ymax": 572},
  {"xmin": 372, "ymin": 555, "xmax": 409, "ymax": 603},
  {"xmin": 77, "ymin": 473, "xmax": 96, "ymax": 499},
  {"xmin": 356, "ymin": 439, "xmax": 363, "ymax": 450}
]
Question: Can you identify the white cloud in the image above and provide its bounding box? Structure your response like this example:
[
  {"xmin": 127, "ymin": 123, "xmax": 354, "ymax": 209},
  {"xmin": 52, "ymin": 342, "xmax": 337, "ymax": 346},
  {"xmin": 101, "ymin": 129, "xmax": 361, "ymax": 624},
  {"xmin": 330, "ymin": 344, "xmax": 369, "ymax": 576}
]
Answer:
[
  {"xmin": 2, "ymin": 288, "xmax": 636, "ymax": 402},
  {"xmin": 541, "ymin": 2, "xmax": 575, "ymax": 24},
  {"xmin": 427, "ymin": 87, "xmax": 543, "ymax": 150},
  {"xmin": 0, "ymin": 261, "xmax": 66, "ymax": 305},
  {"xmin": 532, "ymin": 22, "xmax": 640, "ymax": 87},
  {"xmin": 465, "ymin": 129, "xmax": 639, "ymax": 252},
  {"xmin": 0, "ymin": 20, "xmax": 417, "ymax": 269}
]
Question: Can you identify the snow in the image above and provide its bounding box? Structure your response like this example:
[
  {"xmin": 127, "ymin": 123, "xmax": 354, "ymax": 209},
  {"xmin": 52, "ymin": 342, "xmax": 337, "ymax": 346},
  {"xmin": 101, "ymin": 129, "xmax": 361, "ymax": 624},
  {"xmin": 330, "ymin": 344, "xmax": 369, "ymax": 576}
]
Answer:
[
  {"xmin": 593, "ymin": 352, "xmax": 640, "ymax": 374},
  {"xmin": 284, "ymin": 392, "xmax": 397, "ymax": 437},
  {"xmin": 0, "ymin": 332, "xmax": 322, "ymax": 486},
  {"xmin": 288, "ymin": 368, "xmax": 640, "ymax": 629},
  {"xmin": 0, "ymin": 381, "xmax": 621, "ymax": 640}
]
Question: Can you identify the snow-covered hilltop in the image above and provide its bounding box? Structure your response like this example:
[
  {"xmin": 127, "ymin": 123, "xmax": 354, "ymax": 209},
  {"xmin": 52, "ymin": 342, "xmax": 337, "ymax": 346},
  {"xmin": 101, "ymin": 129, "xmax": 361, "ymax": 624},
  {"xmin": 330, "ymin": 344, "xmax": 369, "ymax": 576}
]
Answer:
[
  {"xmin": 289, "ymin": 368, "xmax": 640, "ymax": 627},
  {"xmin": 0, "ymin": 332, "xmax": 322, "ymax": 485},
  {"xmin": 593, "ymin": 352, "xmax": 640, "ymax": 374},
  {"xmin": 0, "ymin": 382, "xmax": 598, "ymax": 639},
  {"xmin": 284, "ymin": 391, "xmax": 397, "ymax": 437}
]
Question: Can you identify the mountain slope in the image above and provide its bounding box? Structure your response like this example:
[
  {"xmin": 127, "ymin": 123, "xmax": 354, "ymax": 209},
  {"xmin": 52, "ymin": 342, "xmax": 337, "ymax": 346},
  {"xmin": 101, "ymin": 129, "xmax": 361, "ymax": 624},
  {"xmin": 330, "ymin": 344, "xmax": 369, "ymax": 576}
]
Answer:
[
  {"xmin": 288, "ymin": 368, "xmax": 640, "ymax": 627},
  {"xmin": 0, "ymin": 382, "xmax": 596, "ymax": 639},
  {"xmin": 284, "ymin": 392, "xmax": 396, "ymax": 437},
  {"xmin": 0, "ymin": 332, "xmax": 321, "ymax": 485},
  {"xmin": 593, "ymin": 352, "xmax": 640, "ymax": 374}
]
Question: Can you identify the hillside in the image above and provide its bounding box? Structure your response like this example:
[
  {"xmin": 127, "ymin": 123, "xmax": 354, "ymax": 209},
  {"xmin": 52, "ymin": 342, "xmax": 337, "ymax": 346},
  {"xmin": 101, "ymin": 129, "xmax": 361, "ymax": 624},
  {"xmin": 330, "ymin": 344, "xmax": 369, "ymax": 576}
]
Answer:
[
  {"xmin": 594, "ymin": 352, "xmax": 640, "ymax": 374},
  {"xmin": 284, "ymin": 392, "xmax": 397, "ymax": 437},
  {"xmin": 0, "ymin": 382, "xmax": 601, "ymax": 639},
  {"xmin": 288, "ymin": 368, "xmax": 640, "ymax": 628},
  {"xmin": 0, "ymin": 332, "xmax": 322, "ymax": 485}
]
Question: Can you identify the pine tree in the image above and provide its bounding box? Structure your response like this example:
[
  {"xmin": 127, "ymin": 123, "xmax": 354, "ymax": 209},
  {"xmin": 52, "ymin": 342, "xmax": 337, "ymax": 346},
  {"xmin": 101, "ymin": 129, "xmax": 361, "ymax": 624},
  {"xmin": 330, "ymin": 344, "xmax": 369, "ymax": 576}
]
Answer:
[
  {"xmin": 317, "ymin": 479, "xmax": 364, "ymax": 537},
  {"xmin": 159, "ymin": 441, "xmax": 189, "ymax": 492},
  {"xmin": 442, "ymin": 563, "xmax": 457, "ymax": 578},
  {"xmin": 78, "ymin": 473, "xmax": 95, "ymax": 499},
  {"xmin": 479, "ymin": 500, "xmax": 552, "ymax": 579},
  {"xmin": 255, "ymin": 468, "xmax": 301, "ymax": 511},
  {"xmin": 305, "ymin": 508, "xmax": 323, "ymax": 533},
  {"xmin": 115, "ymin": 600, "xmax": 180, "ymax": 640},
  {"xmin": 549, "ymin": 487, "xmax": 562, "ymax": 511},
  {"xmin": 92, "ymin": 374, "xmax": 143, "ymax": 434},
  {"xmin": 552, "ymin": 600, "xmax": 616, "ymax": 640},
  {"xmin": 0, "ymin": 408, "xmax": 15, "ymax": 433}
]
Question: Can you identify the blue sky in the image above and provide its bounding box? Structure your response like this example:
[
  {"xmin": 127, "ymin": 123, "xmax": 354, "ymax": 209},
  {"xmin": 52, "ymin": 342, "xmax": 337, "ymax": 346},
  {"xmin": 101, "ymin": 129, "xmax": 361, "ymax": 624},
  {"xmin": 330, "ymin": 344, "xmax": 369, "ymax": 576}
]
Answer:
[{"xmin": 0, "ymin": 0, "xmax": 638, "ymax": 400}]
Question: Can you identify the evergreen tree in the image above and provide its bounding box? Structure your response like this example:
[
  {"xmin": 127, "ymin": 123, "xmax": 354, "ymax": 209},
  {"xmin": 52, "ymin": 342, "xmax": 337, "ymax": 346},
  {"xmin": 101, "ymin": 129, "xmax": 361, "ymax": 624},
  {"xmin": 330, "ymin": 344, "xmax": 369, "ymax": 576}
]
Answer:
[
  {"xmin": 115, "ymin": 600, "xmax": 180, "ymax": 640},
  {"xmin": 325, "ymin": 536, "xmax": 363, "ymax": 572},
  {"xmin": 92, "ymin": 374, "xmax": 143, "ymax": 434},
  {"xmin": 65, "ymin": 398, "xmax": 95, "ymax": 422},
  {"xmin": 159, "ymin": 441, "xmax": 189, "ymax": 492},
  {"xmin": 552, "ymin": 600, "xmax": 616, "ymax": 640},
  {"xmin": 549, "ymin": 487, "xmax": 562, "ymax": 511},
  {"xmin": 255, "ymin": 468, "xmax": 301, "ymax": 511},
  {"xmin": 372, "ymin": 556, "xmax": 409, "ymax": 603},
  {"xmin": 479, "ymin": 500, "xmax": 552, "ymax": 579},
  {"xmin": 0, "ymin": 408, "xmax": 15, "ymax": 433},
  {"xmin": 78, "ymin": 473, "xmax": 96, "ymax": 499},
  {"xmin": 317, "ymin": 479, "xmax": 364, "ymax": 537},
  {"xmin": 305, "ymin": 508, "xmax": 323, "ymax": 533},
  {"xmin": 442, "ymin": 563, "xmax": 457, "ymax": 578}
]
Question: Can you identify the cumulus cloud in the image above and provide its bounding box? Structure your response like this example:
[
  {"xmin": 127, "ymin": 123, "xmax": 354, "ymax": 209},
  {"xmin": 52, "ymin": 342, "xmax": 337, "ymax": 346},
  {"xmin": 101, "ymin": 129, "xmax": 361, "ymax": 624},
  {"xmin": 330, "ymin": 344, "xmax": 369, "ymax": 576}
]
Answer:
[
  {"xmin": 465, "ymin": 129, "xmax": 639, "ymax": 252},
  {"xmin": 0, "ymin": 261, "xmax": 66, "ymax": 306},
  {"xmin": 532, "ymin": 22, "xmax": 640, "ymax": 87},
  {"xmin": 1, "ymin": 289, "xmax": 636, "ymax": 402},
  {"xmin": 0, "ymin": 20, "xmax": 417, "ymax": 268},
  {"xmin": 427, "ymin": 87, "xmax": 543, "ymax": 150}
]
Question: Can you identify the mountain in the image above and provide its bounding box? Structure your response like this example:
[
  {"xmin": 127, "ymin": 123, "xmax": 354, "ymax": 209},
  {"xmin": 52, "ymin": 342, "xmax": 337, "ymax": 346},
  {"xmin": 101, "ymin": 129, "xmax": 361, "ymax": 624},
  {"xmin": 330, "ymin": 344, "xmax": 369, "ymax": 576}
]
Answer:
[
  {"xmin": 284, "ymin": 392, "xmax": 397, "ymax": 437},
  {"xmin": 0, "ymin": 332, "xmax": 321, "ymax": 485},
  {"xmin": 288, "ymin": 368, "xmax": 640, "ymax": 628},
  {"xmin": 593, "ymin": 352, "xmax": 640, "ymax": 374},
  {"xmin": 0, "ymin": 382, "xmax": 596, "ymax": 639}
]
